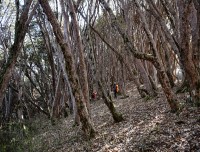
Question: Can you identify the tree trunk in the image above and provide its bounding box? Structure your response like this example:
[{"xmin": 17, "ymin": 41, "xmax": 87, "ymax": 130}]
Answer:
[
  {"xmin": 179, "ymin": 1, "xmax": 200, "ymax": 104},
  {"xmin": 134, "ymin": 58, "xmax": 157, "ymax": 96},
  {"xmin": 86, "ymin": 23, "xmax": 150, "ymax": 98},
  {"xmin": 51, "ymin": 71, "xmax": 62, "ymax": 120},
  {"xmin": 98, "ymin": 80, "xmax": 124, "ymax": 122},
  {"xmin": 39, "ymin": 0, "xmax": 95, "ymax": 138},
  {"xmin": 192, "ymin": 0, "xmax": 200, "ymax": 73},
  {"xmin": 68, "ymin": 0, "xmax": 91, "ymax": 115},
  {"xmin": 100, "ymin": 0, "xmax": 179, "ymax": 112},
  {"xmin": 59, "ymin": 0, "xmax": 80, "ymax": 125},
  {"xmin": 133, "ymin": 0, "xmax": 179, "ymax": 112},
  {"xmin": 0, "ymin": 1, "xmax": 34, "ymax": 104}
]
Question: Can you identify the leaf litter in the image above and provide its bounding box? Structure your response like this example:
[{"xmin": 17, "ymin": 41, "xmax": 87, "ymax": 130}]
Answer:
[{"xmin": 31, "ymin": 82, "xmax": 200, "ymax": 152}]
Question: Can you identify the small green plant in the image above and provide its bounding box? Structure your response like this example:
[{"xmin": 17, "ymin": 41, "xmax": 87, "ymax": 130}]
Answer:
[{"xmin": 0, "ymin": 121, "xmax": 37, "ymax": 152}]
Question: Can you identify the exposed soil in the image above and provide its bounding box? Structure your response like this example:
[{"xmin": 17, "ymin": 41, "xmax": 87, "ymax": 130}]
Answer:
[{"xmin": 31, "ymin": 83, "xmax": 200, "ymax": 152}]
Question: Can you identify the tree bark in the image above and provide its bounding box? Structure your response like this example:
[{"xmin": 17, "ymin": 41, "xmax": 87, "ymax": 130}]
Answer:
[
  {"xmin": 133, "ymin": 0, "xmax": 179, "ymax": 112},
  {"xmin": 68, "ymin": 0, "xmax": 91, "ymax": 115},
  {"xmin": 85, "ymin": 21, "xmax": 150, "ymax": 98},
  {"xmin": 39, "ymin": 0, "xmax": 95, "ymax": 138},
  {"xmin": 0, "ymin": 0, "xmax": 34, "ymax": 104},
  {"xmin": 98, "ymin": 80, "xmax": 124, "ymax": 123},
  {"xmin": 100, "ymin": 0, "xmax": 179, "ymax": 112},
  {"xmin": 59, "ymin": 0, "xmax": 80, "ymax": 125},
  {"xmin": 51, "ymin": 71, "xmax": 62, "ymax": 119},
  {"xmin": 179, "ymin": 1, "xmax": 200, "ymax": 104}
]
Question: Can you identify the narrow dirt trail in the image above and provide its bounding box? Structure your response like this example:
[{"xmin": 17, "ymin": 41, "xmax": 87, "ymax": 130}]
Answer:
[{"xmin": 32, "ymin": 83, "xmax": 200, "ymax": 152}]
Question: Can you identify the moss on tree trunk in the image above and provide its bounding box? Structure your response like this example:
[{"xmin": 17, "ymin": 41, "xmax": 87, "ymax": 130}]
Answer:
[{"xmin": 98, "ymin": 81, "xmax": 124, "ymax": 122}]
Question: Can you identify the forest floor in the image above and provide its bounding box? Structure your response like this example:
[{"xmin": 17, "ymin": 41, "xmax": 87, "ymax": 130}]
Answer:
[{"xmin": 31, "ymin": 82, "xmax": 200, "ymax": 152}]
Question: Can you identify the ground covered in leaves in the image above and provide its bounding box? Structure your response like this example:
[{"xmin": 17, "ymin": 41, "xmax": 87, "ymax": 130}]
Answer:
[{"xmin": 30, "ymin": 83, "xmax": 200, "ymax": 152}]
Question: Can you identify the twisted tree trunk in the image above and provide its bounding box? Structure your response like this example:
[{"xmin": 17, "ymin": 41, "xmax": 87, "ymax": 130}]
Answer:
[
  {"xmin": 98, "ymin": 80, "xmax": 124, "ymax": 123},
  {"xmin": 100, "ymin": 0, "xmax": 179, "ymax": 112},
  {"xmin": 39, "ymin": 0, "xmax": 95, "ymax": 138},
  {"xmin": 0, "ymin": 1, "xmax": 34, "ymax": 104}
]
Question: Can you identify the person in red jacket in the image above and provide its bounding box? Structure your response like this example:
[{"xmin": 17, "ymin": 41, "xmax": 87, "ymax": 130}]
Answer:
[{"xmin": 92, "ymin": 91, "xmax": 97, "ymax": 100}]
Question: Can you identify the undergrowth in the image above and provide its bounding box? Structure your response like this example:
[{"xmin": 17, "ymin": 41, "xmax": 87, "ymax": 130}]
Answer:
[{"xmin": 0, "ymin": 120, "xmax": 37, "ymax": 152}]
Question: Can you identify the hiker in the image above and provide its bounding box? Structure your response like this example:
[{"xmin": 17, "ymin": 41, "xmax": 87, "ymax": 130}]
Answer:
[
  {"xmin": 92, "ymin": 91, "xmax": 97, "ymax": 100},
  {"xmin": 114, "ymin": 83, "xmax": 119, "ymax": 98}
]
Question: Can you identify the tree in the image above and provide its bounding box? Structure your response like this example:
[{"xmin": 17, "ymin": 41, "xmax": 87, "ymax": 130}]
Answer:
[
  {"xmin": 99, "ymin": 0, "xmax": 179, "ymax": 112},
  {"xmin": 0, "ymin": 0, "xmax": 35, "ymax": 109},
  {"xmin": 68, "ymin": 0, "xmax": 91, "ymax": 115},
  {"xmin": 39, "ymin": 0, "xmax": 96, "ymax": 138}
]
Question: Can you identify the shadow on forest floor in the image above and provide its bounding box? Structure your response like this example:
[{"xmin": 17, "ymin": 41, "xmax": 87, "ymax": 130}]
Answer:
[{"xmin": 29, "ymin": 82, "xmax": 200, "ymax": 152}]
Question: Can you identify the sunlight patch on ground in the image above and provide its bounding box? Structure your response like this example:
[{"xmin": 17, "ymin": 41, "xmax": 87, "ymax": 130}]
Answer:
[
  {"xmin": 98, "ymin": 122, "xmax": 108, "ymax": 129},
  {"xmin": 99, "ymin": 114, "xmax": 165, "ymax": 151},
  {"xmin": 92, "ymin": 104, "xmax": 105, "ymax": 111}
]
